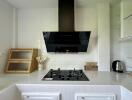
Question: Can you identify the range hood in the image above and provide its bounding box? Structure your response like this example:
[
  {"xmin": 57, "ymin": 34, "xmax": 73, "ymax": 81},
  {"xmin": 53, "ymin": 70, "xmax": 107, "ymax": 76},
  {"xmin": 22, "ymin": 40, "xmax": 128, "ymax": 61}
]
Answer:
[{"xmin": 43, "ymin": 0, "xmax": 91, "ymax": 52}]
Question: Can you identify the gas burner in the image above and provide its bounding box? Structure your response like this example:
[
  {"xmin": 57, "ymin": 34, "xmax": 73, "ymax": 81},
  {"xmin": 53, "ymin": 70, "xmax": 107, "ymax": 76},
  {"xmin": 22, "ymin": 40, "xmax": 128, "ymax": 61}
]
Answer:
[{"xmin": 42, "ymin": 68, "xmax": 89, "ymax": 81}]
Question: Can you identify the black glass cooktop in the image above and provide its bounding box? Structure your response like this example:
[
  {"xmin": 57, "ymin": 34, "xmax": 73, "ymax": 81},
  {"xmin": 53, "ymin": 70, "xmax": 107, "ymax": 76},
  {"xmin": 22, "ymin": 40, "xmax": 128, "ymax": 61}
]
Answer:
[{"xmin": 42, "ymin": 69, "xmax": 89, "ymax": 81}]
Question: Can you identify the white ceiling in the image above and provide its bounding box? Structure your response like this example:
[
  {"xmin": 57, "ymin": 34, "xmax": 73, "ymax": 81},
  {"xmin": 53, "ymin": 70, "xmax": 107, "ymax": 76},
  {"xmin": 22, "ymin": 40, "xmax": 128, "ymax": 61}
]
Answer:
[{"xmin": 4, "ymin": 0, "xmax": 121, "ymax": 9}]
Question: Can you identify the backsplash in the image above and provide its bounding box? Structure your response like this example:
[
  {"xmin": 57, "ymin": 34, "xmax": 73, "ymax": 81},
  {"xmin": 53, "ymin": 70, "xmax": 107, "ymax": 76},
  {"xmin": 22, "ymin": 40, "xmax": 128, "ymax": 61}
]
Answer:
[
  {"xmin": 125, "ymin": 57, "xmax": 132, "ymax": 71},
  {"xmin": 45, "ymin": 53, "xmax": 97, "ymax": 70}
]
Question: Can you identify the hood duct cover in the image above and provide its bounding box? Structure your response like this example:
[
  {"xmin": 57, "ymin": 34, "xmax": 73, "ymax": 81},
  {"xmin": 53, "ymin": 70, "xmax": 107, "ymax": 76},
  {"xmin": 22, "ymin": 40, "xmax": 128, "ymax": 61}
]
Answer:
[{"xmin": 59, "ymin": 0, "xmax": 74, "ymax": 31}]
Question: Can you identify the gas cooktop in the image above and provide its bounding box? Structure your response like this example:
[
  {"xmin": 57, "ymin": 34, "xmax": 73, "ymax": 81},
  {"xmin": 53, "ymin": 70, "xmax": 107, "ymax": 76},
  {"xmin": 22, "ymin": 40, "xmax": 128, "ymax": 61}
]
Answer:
[{"xmin": 42, "ymin": 68, "xmax": 89, "ymax": 81}]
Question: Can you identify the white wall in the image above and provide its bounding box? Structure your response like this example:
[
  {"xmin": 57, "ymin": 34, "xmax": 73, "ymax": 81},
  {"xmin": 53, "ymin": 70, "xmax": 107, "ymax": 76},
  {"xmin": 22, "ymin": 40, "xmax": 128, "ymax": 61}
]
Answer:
[
  {"xmin": 110, "ymin": 2, "xmax": 121, "ymax": 66},
  {"xmin": 97, "ymin": 2, "xmax": 110, "ymax": 71},
  {"xmin": 17, "ymin": 8, "xmax": 58, "ymax": 48},
  {"xmin": 0, "ymin": 0, "xmax": 14, "ymax": 72},
  {"xmin": 17, "ymin": 5, "xmax": 98, "ymax": 70}
]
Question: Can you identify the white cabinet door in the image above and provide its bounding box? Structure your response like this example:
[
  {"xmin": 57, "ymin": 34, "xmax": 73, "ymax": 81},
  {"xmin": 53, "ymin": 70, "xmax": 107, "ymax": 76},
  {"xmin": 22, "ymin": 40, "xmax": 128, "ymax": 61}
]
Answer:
[
  {"xmin": 121, "ymin": 1, "xmax": 132, "ymax": 39},
  {"xmin": 121, "ymin": 1, "xmax": 132, "ymax": 18},
  {"xmin": 22, "ymin": 92, "xmax": 60, "ymax": 100},
  {"xmin": 75, "ymin": 93, "xmax": 116, "ymax": 100}
]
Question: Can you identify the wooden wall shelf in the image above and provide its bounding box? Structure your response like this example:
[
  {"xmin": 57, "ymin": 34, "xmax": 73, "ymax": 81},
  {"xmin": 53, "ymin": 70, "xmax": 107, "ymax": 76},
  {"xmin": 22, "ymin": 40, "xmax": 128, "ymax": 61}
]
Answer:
[{"xmin": 5, "ymin": 48, "xmax": 38, "ymax": 73}]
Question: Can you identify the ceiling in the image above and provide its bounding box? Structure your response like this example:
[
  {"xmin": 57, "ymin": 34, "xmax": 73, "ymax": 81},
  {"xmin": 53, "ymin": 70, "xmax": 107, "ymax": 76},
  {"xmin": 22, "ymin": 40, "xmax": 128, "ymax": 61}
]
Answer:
[{"xmin": 4, "ymin": 0, "xmax": 121, "ymax": 9}]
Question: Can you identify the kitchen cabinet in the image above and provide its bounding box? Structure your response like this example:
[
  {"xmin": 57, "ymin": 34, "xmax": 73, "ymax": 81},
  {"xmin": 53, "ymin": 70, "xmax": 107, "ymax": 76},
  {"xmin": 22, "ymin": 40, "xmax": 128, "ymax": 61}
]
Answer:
[
  {"xmin": 5, "ymin": 48, "xmax": 38, "ymax": 73},
  {"xmin": 75, "ymin": 93, "xmax": 116, "ymax": 100},
  {"xmin": 1, "ymin": 84, "xmax": 132, "ymax": 100},
  {"xmin": 120, "ymin": 1, "xmax": 132, "ymax": 41}
]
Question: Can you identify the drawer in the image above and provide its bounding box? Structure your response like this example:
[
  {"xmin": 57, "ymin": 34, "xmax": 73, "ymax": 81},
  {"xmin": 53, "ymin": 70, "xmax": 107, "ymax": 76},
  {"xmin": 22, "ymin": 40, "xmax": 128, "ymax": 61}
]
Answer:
[
  {"xmin": 75, "ymin": 93, "xmax": 116, "ymax": 100},
  {"xmin": 22, "ymin": 92, "xmax": 60, "ymax": 100}
]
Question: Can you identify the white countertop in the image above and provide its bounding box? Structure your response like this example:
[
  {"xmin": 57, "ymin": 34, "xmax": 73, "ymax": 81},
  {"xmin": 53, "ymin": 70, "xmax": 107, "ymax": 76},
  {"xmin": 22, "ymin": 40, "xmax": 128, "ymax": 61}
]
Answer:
[{"xmin": 0, "ymin": 70, "xmax": 132, "ymax": 91}]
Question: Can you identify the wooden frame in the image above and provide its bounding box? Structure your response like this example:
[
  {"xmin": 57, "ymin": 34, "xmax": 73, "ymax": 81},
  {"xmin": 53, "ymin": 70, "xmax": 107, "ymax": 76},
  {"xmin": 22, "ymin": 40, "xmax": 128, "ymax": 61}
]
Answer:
[{"xmin": 5, "ymin": 48, "xmax": 38, "ymax": 73}]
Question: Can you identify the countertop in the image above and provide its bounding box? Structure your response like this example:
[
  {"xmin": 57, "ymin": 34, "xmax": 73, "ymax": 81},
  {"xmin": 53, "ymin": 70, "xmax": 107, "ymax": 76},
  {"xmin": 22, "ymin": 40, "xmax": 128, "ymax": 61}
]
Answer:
[{"xmin": 0, "ymin": 70, "xmax": 132, "ymax": 91}]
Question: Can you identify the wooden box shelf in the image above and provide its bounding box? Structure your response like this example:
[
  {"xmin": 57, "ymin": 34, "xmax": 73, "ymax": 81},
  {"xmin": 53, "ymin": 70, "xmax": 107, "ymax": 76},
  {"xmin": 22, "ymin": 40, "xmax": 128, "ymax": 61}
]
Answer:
[{"xmin": 5, "ymin": 48, "xmax": 38, "ymax": 73}]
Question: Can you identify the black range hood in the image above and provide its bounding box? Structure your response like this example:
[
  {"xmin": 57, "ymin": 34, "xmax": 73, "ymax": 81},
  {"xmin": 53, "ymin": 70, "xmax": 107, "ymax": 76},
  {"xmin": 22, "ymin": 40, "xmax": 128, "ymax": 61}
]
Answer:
[
  {"xmin": 43, "ymin": 31, "xmax": 90, "ymax": 52},
  {"xmin": 43, "ymin": 0, "xmax": 91, "ymax": 52}
]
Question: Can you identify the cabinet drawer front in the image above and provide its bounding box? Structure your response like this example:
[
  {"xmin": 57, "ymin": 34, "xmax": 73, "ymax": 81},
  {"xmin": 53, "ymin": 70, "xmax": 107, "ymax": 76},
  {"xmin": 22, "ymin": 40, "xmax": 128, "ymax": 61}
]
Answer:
[
  {"xmin": 77, "ymin": 96, "xmax": 115, "ymax": 100},
  {"xmin": 22, "ymin": 92, "xmax": 60, "ymax": 100},
  {"xmin": 75, "ymin": 93, "xmax": 116, "ymax": 100}
]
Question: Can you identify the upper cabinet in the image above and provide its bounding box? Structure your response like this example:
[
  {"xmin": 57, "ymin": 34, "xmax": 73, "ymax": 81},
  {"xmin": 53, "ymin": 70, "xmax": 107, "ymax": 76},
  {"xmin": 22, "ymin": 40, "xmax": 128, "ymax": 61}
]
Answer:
[
  {"xmin": 121, "ymin": 1, "xmax": 132, "ymax": 19},
  {"xmin": 121, "ymin": 0, "xmax": 132, "ymax": 41}
]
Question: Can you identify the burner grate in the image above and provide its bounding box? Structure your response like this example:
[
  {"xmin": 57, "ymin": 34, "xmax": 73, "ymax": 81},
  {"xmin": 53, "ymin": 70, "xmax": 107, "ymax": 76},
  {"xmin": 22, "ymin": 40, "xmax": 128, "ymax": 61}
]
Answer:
[{"xmin": 42, "ymin": 69, "xmax": 89, "ymax": 81}]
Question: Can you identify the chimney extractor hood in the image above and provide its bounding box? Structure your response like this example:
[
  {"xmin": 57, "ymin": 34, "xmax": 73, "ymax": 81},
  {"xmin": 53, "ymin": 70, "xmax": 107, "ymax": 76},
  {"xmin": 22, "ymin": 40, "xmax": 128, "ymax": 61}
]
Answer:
[{"xmin": 43, "ymin": 0, "xmax": 91, "ymax": 52}]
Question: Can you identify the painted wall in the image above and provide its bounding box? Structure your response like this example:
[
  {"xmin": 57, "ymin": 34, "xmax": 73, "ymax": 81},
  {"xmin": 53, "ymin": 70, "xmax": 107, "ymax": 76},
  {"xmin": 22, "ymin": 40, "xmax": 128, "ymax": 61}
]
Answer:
[
  {"xmin": 0, "ymin": 0, "xmax": 14, "ymax": 72},
  {"xmin": 110, "ymin": 2, "xmax": 121, "ymax": 65},
  {"xmin": 97, "ymin": 2, "xmax": 110, "ymax": 71},
  {"xmin": 17, "ymin": 8, "xmax": 58, "ymax": 48},
  {"xmin": 17, "ymin": 5, "xmax": 98, "ymax": 70}
]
